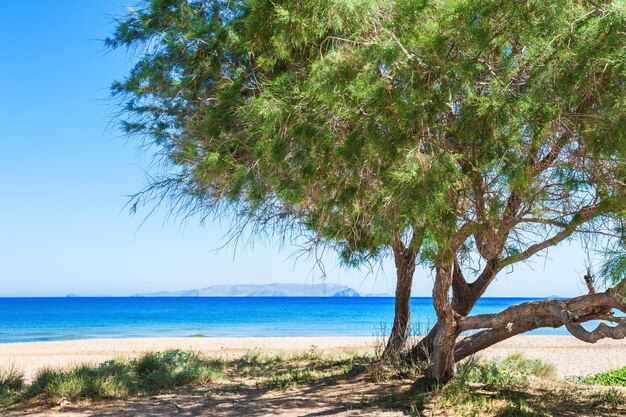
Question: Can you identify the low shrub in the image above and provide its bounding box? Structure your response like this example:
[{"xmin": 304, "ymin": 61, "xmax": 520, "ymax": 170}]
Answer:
[
  {"xmin": 25, "ymin": 349, "xmax": 222, "ymax": 402},
  {"xmin": 583, "ymin": 366, "xmax": 626, "ymax": 387},
  {"xmin": 135, "ymin": 350, "xmax": 219, "ymax": 391},
  {"xmin": 461, "ymin": 354, "xmax": 555, "ymax": 388}
]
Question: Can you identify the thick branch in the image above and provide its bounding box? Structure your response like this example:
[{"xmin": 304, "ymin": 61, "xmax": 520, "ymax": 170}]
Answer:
[
  {"xmin": 452, "ymin": 258, "xmax": 501, "ymax": 315},
  {"xmin": 454, "ymin": 290, "xmax": 626, "ymax": 361},
  {"xmin": 411, "ymin": 258, "xmax": 499, "ymax": 361},
  {"xmin": 557, "ymin": 307, "xmax": 626, "ymax": 343},
  {"xmin": 458, "ymin": 292, "xmax": 624, "ymax": 332},
  {"xmin": 467, "ymin": 258, "xmax": 500, "ymax": 297},
  {"xmin": 451, "ymin": 256, "xmax": 470, "ymax": 303}
]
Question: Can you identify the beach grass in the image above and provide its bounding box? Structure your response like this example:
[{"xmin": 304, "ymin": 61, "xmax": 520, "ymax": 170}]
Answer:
[
  {"xmin": 0, "ymin": 365, "xmax": 24, "ymax": 407},
  {"xmin": 0, "ymin": 349, "xmax": 363, "ymax": 407},
  {"xmin": 0, "ymin": 365, "xmax": 24, "ymax": 393},
  {"xmin": 374, "ymin": 355, "xmax": 623, "ymax": 416},
  {"xmin": 2, "ymin": 349, "xmax": 223, "ymax": 406},
  {"xmin": 1, "ymin": 350, "xmax": 625, "ymax": 416}
]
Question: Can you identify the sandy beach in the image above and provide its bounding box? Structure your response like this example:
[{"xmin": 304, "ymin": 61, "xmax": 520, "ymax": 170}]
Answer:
[{"xmin": 1, "ymin": 335, "xmax": 624, "ymax": 381}]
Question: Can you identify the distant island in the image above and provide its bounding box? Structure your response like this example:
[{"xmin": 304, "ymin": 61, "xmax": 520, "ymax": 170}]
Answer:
[{"xmin": 132, "ymin": 283, "xmax": 370, "ymax": 297}]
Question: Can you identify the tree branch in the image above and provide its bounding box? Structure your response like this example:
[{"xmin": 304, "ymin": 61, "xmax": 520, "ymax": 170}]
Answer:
[
  {"xmin": 453, "ymin": 221, "xmax": 478, "ymax": 250},
  {"xmin": 451, "ymin": 256, "xmax": 470, "ymax": 302},
  {"xmin": 556, "ymin": 305, "xmax": 626, "ymax": 343},
  {"xmin": 584, "ymin": 268, "xmax": 595, "ymax": 294},
  {"xmin": 499, "ymin": 203, "xmax": 603, "ymax": 268},
  {"xmin": 454, "ymin": 290, "xmax": 626, "ymax": 361},
  {"xmin": 532, "ymin": 132, "xmax": 572, "ymax": 175},
  {"xmin": 499, "ymin": 130, "xmax": 573, "ymax": 239}
]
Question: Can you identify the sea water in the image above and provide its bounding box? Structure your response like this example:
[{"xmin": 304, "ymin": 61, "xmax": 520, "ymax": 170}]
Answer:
[{"xmin": 0, "ymin": 297, "xmax": 571, "ymax": 343}]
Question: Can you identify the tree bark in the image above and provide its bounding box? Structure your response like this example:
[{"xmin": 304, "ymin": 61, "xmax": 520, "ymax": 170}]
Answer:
[
  {"xmin": 454, "ymin": 291, "xmax": 626, "ymax": 361},
  {"xmin": 426, "ymin": 262, "xmax": 457, "ymax": 381},
  {"xmin": 414, "ymin": 270, "xmax": 626, "ymax": 381},
  {"xmin": 383, "ymin": 240, "xmax": 417, "ymax": 355},
  {"xmin": 411, "ymin": 258, "xmax": 500, "ymax": 360}
]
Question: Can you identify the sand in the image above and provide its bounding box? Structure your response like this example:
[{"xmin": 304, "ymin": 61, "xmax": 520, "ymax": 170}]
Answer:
[
  {"xmin": 0, "ymin": 336, "xmax": 371, "ymax": 382},
  {"xmin": 1, "ymin": 335, "xmax": 624, "ymax": 381}
]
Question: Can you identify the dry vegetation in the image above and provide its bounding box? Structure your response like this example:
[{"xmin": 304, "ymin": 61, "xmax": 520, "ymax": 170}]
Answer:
[{"xmin": 1, "ymin": 348, "xmax": 625, "ymax": 417}]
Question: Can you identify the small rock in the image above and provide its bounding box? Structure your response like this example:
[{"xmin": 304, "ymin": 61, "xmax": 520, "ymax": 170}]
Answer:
[{"xmin": 233, "ymin": 402, "xmax": 242, "ymax": 410}]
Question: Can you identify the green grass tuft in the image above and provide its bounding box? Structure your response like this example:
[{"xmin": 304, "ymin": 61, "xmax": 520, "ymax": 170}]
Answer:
[
  {"xmin": 0, "ymin": 366, "xmax": 24, "ymax": 394},
  {"xmin": 27, "ymin": 361, "xmax": 137, "ymax": 400},
  {"xmin": 135, "ymin": 350, "xmax": 221, "ymax": 391},
  {"xmin": 405, "ymin": 354, "xmax": 560, "ymax": 416},
  {"xmin": 460, "ymin": 354, "xmax": 556, "ymax": 388},
  {"xmin": 583, "ymin": 366, "xmax": 626, "ymax": 387},
  {"xmin": 0, "ymin": 365, "xmax": 25, "ymax": 407},
  {"xmin": 235, "ymin": 350, "xmax": 285, "ymax": 377},
  {"xmin": 263, "ymin": 369, "xmax": 315, "ymax": 389},
  {"xmin": 24, "ymin": 349, "xmax": 222, "ymax": 402}
]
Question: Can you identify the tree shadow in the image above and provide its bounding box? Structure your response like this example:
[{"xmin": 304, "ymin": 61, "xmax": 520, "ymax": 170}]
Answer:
[
  {"xmin": 5, "ymin": 369, "xmax": 413, "ymax": 417},
  {"xmin": 5, "ymin": 369, "xmax": 624, "ymax": 417}
]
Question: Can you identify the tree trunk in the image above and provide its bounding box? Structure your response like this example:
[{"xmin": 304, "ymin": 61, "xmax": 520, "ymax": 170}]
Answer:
[
  {"xmin": 413, "ymin": 267, "xmax": 626, "ymax": 382},
  {"xmin": 411, "ymin": 259, "xmax": 500, "ymax": 360},
  {"xmin": 383, "ymin": 240, "xmax": 417, "ymax": 356},
  {"xmin": 426, "ymin": 262, "xmax": 457, "ymax": 381}
]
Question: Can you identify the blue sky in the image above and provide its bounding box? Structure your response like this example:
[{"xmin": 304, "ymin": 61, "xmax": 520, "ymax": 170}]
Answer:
[{"xmin": 0, "ymin": 1, "xmax": 596, "ymax": 297}]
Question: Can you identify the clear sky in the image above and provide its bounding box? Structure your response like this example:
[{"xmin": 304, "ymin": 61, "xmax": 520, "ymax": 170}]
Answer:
[{"xmin": 0, "ymin": 1, "xmax": 598, "ymax": 298}]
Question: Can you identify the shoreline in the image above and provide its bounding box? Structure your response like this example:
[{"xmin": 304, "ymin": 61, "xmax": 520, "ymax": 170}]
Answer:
[{"xmin": 1, "ymin": 336, "xmax": 624, "ymax": 381}]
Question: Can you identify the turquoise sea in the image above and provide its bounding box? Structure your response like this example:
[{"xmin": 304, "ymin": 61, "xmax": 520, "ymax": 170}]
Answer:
[{"xmin": 0, "ymin": 297, "xmax": 572, "ymax": 344}]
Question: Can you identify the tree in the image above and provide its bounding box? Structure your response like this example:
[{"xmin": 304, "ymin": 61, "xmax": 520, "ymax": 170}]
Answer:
[
  {"xmin": 108, "ymin": 0, "xmax": 427, "ymax": 356},
  {"xmin": 109, "ymin": 0, "xmax": 626, "ymax": 381}
]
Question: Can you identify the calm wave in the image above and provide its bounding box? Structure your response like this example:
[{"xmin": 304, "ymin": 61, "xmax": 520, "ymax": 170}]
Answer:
[{"xmin": 0, "ymin": 297, "xmax": 571, "ymax": 343}]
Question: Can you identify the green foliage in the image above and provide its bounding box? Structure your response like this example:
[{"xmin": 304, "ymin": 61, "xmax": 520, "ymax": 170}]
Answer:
[
  {"xmin": 0, "ymin": 366, "xmax": 24, "ymax": 407},
  {"xmin": 460, "ymin": 354, "xmax": 556, "ymax": 388},
  {"xmin": 408, "ymin": 355, "xmax": 563, "ymax": 416},
  {"xmin": 1, "ymin": 349, "xmax": 368, "ymax": 410},
  {"xmin": 0, "ymin": 366, "xmax": 24, "ymax": 394},
  {"xmin": 262, "ymin": 369, "xmax": 315, "ymax": 389},
  {"xmin": 235, "ymin": 350, "xmax": 286, "ymax": 377},
  {"xmin": 24, "ymin": 350, "xmax": 222, "ymax": 402},
  {"xmin": 600, "ymin": 249, "xmax": 626, "ymax": 288},
  {"xmin": 134, "ymin": 349, "xmax": 220, "ymax": 391},
  {"xmin": 235, "ymin": 349, "xmax": 366, "ymax": 388},
  {"xmin": 109, "ymin": 0, "xmax": 626, "ymax": 272},
  {"xmin": 583, "ymin": 366, "xmax": 626, "ymax": 387}
]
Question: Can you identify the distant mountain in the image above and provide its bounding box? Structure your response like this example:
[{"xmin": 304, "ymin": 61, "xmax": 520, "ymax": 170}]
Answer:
[
  {"xmin": 134, "ymin": 283, "xmax": 362, "ymax": 297},
  {"xmin": 332, "ymin": 288, "xmax": 360, "ymax": 297}
]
